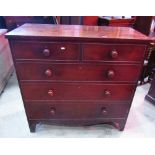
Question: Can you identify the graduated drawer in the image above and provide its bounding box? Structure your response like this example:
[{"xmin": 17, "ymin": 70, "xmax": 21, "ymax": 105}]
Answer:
[
  {"xmin": 21, "ymin": 82, "xmax": 135, "ymax": 101},
  {"xmin": 16, "ymin": 62, "xmax": 141, "ymax": 82},
  {"xmin": 11, "ymin": 41, "xmax": 80, "ymax": 60},
  {"xmin": 25, "ymin": 102, "xmax": 130, "ymax": 119},
  {"xmin": 83, "ymin": 43, "xmax": 146, "ymax": 62}
]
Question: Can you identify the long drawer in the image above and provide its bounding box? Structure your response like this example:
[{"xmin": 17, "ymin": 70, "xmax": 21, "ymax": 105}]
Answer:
[
  {"xmin": 16, "ymin": 62, "xmax": 141, "ymax": 82},
  {"xmin": 11, "ymin": 41, "xmax": 80, "ymax": 60},
  {"xmin": 83, "ymin": 43, "xmax": 146, "ymax": 62},
  {"xmin": 25, "ymin": 102, "xmax": 130, "ymax": 119},
  {"xmin": 21, "ymin": 82, "xmax": 135, "ymax": 101}
]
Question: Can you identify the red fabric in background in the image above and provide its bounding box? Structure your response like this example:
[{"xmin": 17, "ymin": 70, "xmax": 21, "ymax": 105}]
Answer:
[{"xmin": 83, "ymin": 16, "xmax": 98, "ymax": 25}]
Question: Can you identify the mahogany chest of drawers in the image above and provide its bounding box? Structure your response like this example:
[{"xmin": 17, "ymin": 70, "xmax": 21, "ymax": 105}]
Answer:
[{"xmin": 5, "ymin": 24, "xmax": 150, "ymax": 132}]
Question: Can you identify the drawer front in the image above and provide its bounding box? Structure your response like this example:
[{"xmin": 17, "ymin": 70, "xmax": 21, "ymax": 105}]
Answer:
[
  {"xmin": 11, "ymin": 41, "xmax": 80, "ymax": 60},
  {"xmin": 83, "ymin": 44, "xmax": 146, "ymax": 62},
  {"xmin": 16, "ymin": 63, "xmax": 141, "ymax": 82},
  {"xmin": 21, "ymin": 83, "xmax": 135, "ymax": 101},
  {"xmin": 25, "ymin": 103, "xmax": 130, "ymax": 119}
]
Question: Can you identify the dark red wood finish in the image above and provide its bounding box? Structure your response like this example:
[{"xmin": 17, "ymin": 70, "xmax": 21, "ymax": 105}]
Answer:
[
  {"xmin": 21, "ymin": 82, "xmax": 135, "ymax": 101},
  {"xmin": 83, "ymin": 43, "xmax": 146, "ymax": 62},
  {"xmin": 25, "ymin": 103, "xmax": 130, "ymax": 119},
  {"xmin": 11, "ymin": 41, "xmax": 80, "ymax": 60},
  {"xmin": 5, "ymin": 24, "xmax": 150, "ymax": 132},
  {"xmin": 16, "ymin": 63, "xmax": 141, "ymax": 82},
  {"xmin": 6, "ymin": 24, "xmax": 150, "ymax": 43}
]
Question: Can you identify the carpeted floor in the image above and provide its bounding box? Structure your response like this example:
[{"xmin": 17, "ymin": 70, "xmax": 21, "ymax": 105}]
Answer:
[{"xmin": 0, "ymin": 73, "xmax": 155, "ymax": 138}]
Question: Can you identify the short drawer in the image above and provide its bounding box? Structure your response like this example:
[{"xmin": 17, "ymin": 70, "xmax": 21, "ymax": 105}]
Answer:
[
  {"xmin": 11, "ymin": 41, "xmax": 80, "ymax": 60},
  {"xmin": 83, "ymin": 43, "xmax": 146, "ymax": 62},
  {"xmin": 16, "ymin": 62, "xmax": 141, "ymax": 82},
  {"xmin": 25, "ymin": 103, "xmax": 130, "ymax": 119},
  {"xmin": 21, "ymin": 82, "xmax": 135, "ymax": 101}
]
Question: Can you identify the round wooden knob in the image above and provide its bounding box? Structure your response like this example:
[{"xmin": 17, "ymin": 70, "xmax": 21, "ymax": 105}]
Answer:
[
  {"xmin": 43, "ymin": 49, "xmax": 50, "ymax": 56},
  {"xmin": 101, "ymin": 107, "xmax": 108, "ymax": 115},
  {"xmin": 45, "ymin": 69, "xmax": 52, "ymax": 77},
  {"xmin": 107, "ymin": 70, "xmax": 115, "ymax": 79},
  {"xmin": 50, "ymin": 108, "xmax": 55, "ymax": 116},
  {"xmin": 48, "ymin": 90, "xmax": 54, "ymax": 97},
  {"xmin": 111, "ymin": 50, "xmax": 118, "ymax": 59},
  {"xmin": 104, "ymin": 90, "xmax": 111, "ymax": 96}
]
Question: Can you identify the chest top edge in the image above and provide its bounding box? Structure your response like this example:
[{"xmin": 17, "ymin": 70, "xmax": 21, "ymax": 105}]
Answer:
[{"xmin": 5, "ymin": 24, "xmax": 151, "ymax": 43}]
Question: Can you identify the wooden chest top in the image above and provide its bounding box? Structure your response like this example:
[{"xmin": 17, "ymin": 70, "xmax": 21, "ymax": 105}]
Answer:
[{"xmin": 5, "ymin": 24, "xmax": 150, "ymax": 43}]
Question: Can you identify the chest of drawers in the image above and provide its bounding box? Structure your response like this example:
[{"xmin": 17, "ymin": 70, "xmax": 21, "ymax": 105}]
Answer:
[{"xmin": 5, "ymin": 24, "xmax": 150, "ymax": 132}]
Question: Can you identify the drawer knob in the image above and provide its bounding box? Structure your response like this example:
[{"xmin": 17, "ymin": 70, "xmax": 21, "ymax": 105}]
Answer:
[
  {"xmin": 60, "ymin": 46, "xmax": 66, "ymax": 51},
  {"xmin": 107, "ymin": 70, "xmax": 115, "ymax": 79},
  {"xmin": 43, "ymin": 49, "xmax": 50, "ymax": 56},
  {"xmin": 104, "ymin": 90, "xmax": 111, "ymax": 96},
  {"xmin": 45, "ymin": 69, "xmax": 52, "ymax": 77},
  {"xmin": 50, "ymin": 108, "xmax": 55, "ymax": 116},
  {"xmin": 101, "ymin": 107, "xmax": 108, "ymax": 115},
  {"xmin": 48, "ymin": 90, "xmax": 54, "ymax": 97},
  {"xmin": 111, "ymin": 50, "xmax": 118, "ymax": 59}
]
